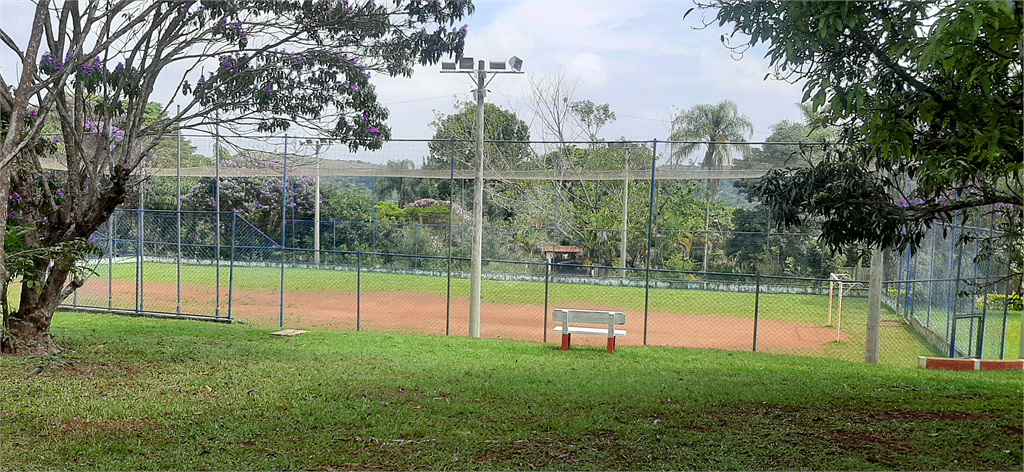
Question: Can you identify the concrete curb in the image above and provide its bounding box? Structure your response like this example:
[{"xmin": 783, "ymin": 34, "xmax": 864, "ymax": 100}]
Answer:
[{"xmin": 918, "ymin": 356, "xmax": 1023, "ymax": 371}]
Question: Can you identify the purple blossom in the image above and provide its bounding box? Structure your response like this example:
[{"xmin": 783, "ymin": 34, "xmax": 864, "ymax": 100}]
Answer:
[
  {"xmin": 219, "ymin": 17, "xmax": 227, "ymax": 25},
  {"xmin": 365, "ymin": 127, "xmax": 379, "ymax": 134},
  {"xmin": 57, "ymin": 189, "xmax": 65, "ymax": 197},
  {"xmin": 459, "ymin": 25, "xmax": 469, "ymax": 35},
  {"xmin": 26, "ymin": 109, "xmax": 37, "ymax": 117},
  {"xmin": 9, "ymin": 192, "xmax": 21, "ymax": 201},
  {"xmin": 115, "ymin": 62, "xmax": 124, "ymax": 71}
]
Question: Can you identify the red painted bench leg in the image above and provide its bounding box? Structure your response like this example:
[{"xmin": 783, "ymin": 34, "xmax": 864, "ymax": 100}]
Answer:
[
  {"xmin": 561, "ymin": 333, "xmax": 571, "ymax": 351},
  {"xmin": 607, "ymin": 337, "xmax": 615, "ymax": 353}
]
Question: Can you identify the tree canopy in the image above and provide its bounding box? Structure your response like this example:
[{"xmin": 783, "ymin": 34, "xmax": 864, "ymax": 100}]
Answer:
[
  {"xmin": 689, "ymin": 1, "xmax": 1022, "ymax": 258},
  {"xmin": 0, "ymin": 0, "xmax": 472, "ymax": 354}
]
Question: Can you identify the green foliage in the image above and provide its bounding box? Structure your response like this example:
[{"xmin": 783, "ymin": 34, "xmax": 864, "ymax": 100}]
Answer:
[
  {"xmin": 426, "ymin": 101, "xmax": 531, "ymax": 172},
  {"xmin": 374, "ymin": 202, "xmax": 406, "ymax": 223},
  {"xmin": 669, "ymin": 100, "xmax": 754, "ymax": 196},
  {"xmin": 978, "ymin": 293, "xmax": 1023, "ymax": 311},
  {"xmin": 693, "ymin": 1, "xmax": 1022, "ymax": 259},
  {"xmin": 403, "ymin": 204, "xmax": 452, "ymax": 224}
]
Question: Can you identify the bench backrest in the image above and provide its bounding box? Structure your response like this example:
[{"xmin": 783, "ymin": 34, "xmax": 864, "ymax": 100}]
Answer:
[{"xmin": 553, "ymin": 309, "xmax": 626, "ymax": 326}]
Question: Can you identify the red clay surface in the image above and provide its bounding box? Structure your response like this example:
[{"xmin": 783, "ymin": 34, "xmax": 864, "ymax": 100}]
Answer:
[{"xmin": 73, "ymin": 279, "xmax": 848, "ymax": 354}]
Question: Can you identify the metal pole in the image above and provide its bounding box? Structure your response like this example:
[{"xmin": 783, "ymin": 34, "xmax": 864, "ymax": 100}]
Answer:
[
  {"xmin": 108, "ymin": 213, "xmax": 114, "ymax": 309},
  {"xmin": 544, "ymin": 256, "xmax": 551, "ymax": 344},
  {"xmin": 643, "ymin": 140, "xmax": 658, "ymax": 346},
  {"xmin": 951, "ymin": 215, "xmax": 966, "ymax": 356},
  {"xmin": 314, "ymin": 145, "xmax": 321, "ymax": 265},
  {"xmin": 228, "ymin": 211, "xmax": 236, "ymax": 320},
  {"xmin": 371, "ymin": 177, "xmax": 377, "ymax": 267},
  {"xmin": 1001, "ymin": 259, "xmax": 1011, "ymax": 359},
  {"xmin": 137, "ymin": 186, "xmax": 144, "ymax": 312},
  {"xmin": 175, "ymin": 105, "xmax": 182, "ymax": 314},
  {"xmin": 215, "ymin": 126, "xmax": 222, "ymax": 318},
  {"xmin": 620, "ymin": 150, "xmax": 629, "ymax": 278},
  {"xmin": 469, "ymin": 59, "xmax": 487, "ymax": 339},
  {"xmin": 446, "ymin": 139, "xmax": 455, "ymax": 336},
  {"xmin": 281, "ymin": 136, "xmax": 288, "ymax": 328},
  {"xmin": 753, "ymin": 271, "xmax": 761, "ymax": 352},
  {"xmin": 357, "ymin": 249, "xmax": 362, "ymax": 331},
  {"xmin": 866, "ymin": 247, "xmax": 883, "ymax": 364}
]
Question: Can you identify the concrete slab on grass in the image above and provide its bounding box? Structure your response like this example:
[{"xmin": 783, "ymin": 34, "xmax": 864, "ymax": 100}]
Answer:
[{"xmin": 271, "ymin": 329, "xmax": 308, "ymax": 337}]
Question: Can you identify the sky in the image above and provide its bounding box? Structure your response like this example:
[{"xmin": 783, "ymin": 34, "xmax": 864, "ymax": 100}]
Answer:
[
  {"xmin": 374, "ymin": 0, "xmax": 806, "ymax": 142},
  {"xmin": 0, "ymin": 1, "xmax": 808, "ymax": 155}
]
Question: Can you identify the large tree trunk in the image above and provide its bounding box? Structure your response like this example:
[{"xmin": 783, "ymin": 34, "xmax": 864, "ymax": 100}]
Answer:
[
  {"xmin": 1, "ymin": 261, "xmax": 79, "ymax": 355},
  {"xmin": 2, "ymin": 305, "xmax": 60, "ymax": 355}
]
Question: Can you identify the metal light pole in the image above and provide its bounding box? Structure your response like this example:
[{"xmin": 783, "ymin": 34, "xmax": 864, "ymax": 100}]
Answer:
[
  {"xmin": 304, "ymin": 138, "xmax": 329, "ymax": 265},
  {"xmin": 441, "ymin": 55, "xmax": 524, "ymax": 338}
]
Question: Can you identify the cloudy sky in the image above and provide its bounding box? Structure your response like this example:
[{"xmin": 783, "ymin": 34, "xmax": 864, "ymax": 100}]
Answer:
[
  {"xmin": 373, "ymin": 0, "xmax": 807, "ymax": 142},
  {"xmin": 1, "ymin": 1, "xmax": 807, "ymax": 147}
]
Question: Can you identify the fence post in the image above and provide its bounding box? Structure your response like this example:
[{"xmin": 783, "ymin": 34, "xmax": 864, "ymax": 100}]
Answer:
[
  {"xmin": 544, "ymin": 256, "xmax": 551, "ymax": 344},
  {"xmin": 280, "ymin": 136, "xmax": 288, "ymax": 329},
  {"xmin": 753, "ymin": 271, "xmax": 761, "ymax": 352},
  {"xmin": 357, "ymin": 249, "xmax": 362, "ymax": 332},
  {"xmin": 176, "ymin": 108, "xmax": 183, "ymax": 315},
  {"xmin": 643, "ymin": 139, "xmax": 658, "ymax": 347},
  {"xmin": 137, "ymin": 192, "xmax": 143, "ymax": 312},
  {"xmin": 228, "ymin": 211, "xmax": 236, "ymax": 321},
  {"xmin": 215, "ymin": 127, "xmax": 221, "ymax": 318},
  {"xmin": 108, "ymin": 212, "xmax": 114, "ymax": 310},
  {"xmin": 866, "ymin": 248, "xmax": 883, "ymax": 364},
  {"xmin": 446, "ymin": 139, "xmax": 455, "ymax": 337}
]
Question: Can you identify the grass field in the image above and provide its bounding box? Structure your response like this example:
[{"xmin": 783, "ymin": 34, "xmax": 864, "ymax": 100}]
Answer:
[
  {"xmin": 1, "ymin": 312, "xmax": 1021, "ymax": 471},
  {"xmin": 63, "ymin": 262, "xmax": 1023, "ymax": 366}
]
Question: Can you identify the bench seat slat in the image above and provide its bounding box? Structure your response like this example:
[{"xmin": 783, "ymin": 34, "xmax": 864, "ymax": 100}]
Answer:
[{"xmin": 553, "ymin": 326, "xmax": 627, "ymax": 337}]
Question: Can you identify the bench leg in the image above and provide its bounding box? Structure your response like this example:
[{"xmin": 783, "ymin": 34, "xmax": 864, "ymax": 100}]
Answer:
[
  {"xmin": 607, "ymin": 337, "xmax": 615, "ymax": 354},
  {"xmin": 561, "ymin": 333, "xmax": 571, "ymax": 351}
]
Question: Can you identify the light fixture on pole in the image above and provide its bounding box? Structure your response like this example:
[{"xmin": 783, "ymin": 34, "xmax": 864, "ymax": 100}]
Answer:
[{"xmin": 440, "ymin": 55, "xmax": 524, "ymax": 338}]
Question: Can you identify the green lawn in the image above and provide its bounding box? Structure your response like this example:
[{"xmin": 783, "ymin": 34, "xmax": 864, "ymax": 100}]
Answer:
[{"xmin": 1, "ymin": 312, "xmax": 1021, "ymax": 471}]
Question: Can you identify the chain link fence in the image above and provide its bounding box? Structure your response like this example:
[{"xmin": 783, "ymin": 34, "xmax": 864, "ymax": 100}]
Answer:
[{"xmin": 63, "ymin": 136, "xmax": 1018, "ymax": 365}]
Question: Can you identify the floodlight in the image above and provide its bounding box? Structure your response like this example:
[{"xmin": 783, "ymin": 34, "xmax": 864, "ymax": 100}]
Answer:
[
  {"xmin": 459, "ymin": 57, "xmax": 475, "ymax": 69},
  {"xmin": 441, "ymin": 62, "xmax": 456, "ymax": 70},
  {"xmin": 508, "ymin": 56, "xmax": 523, "ymax": 71},
  {"xmin": 489, "ymin": 60, "xmax": 506, "ymax": 70}
]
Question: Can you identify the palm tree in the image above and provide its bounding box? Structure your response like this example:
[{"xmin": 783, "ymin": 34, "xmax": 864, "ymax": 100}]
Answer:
[
  {"xmin": 669, "ymin": 100, "xmax": 753, "ymax": 197},
  {"xmin": 669, "ymin": 100, "xmax": 753, "ymax": 275}
]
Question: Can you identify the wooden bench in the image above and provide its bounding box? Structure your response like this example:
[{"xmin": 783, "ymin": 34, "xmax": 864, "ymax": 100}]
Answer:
[{"xmin": 552, "ymin": 309, "xmax": 627, "ymax": 353}]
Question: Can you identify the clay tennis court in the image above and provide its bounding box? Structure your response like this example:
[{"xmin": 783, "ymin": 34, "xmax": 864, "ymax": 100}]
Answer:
[{"xmin": 74, "ymin": 279, "xmax": 848, "ymax": 354}]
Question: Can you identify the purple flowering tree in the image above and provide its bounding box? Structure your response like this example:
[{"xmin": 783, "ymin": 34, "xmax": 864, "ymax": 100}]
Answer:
[
  {"xmin": 181, "ymin": 154, "xmax": 317, "ymax": 239},
  {"xmin": 0, "ymin": 0, "xmax": 472, "ymax": 354}
]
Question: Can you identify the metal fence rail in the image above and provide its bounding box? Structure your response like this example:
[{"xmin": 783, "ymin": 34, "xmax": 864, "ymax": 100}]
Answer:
[{"xmin": 59, "ymin": 136, "xmax": 1016, "ymax": 365}]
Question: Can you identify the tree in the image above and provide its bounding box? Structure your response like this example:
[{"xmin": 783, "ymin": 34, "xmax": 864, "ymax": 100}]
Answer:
[
  {"xmin": 374, "ymin": 160, "xmax": 422, "ymax": 207},
  {"xmin": 425, "ymin": 101, "xmax": 531, "ymax": 220},
  {"xmin": 734, "ymin": 105, "xmax": 833, "ymax": 171},
  {"xmin": 425, "ymin": 101, "xmax": 531, "ymax": 173},
  {"xmin": 669, "ymin": 100, "xmax": 753, "ymax": 196},
  {"xmin": 669, "ymin": 100, "xmax": 753, "ymax": 273},
  {"xmin": 0, "ymin": 0, "xmax": 471, "ymax": 354},
  {"xmin": 689, "ymin": 1, "xmax": 1022, "ymax": 264}
]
